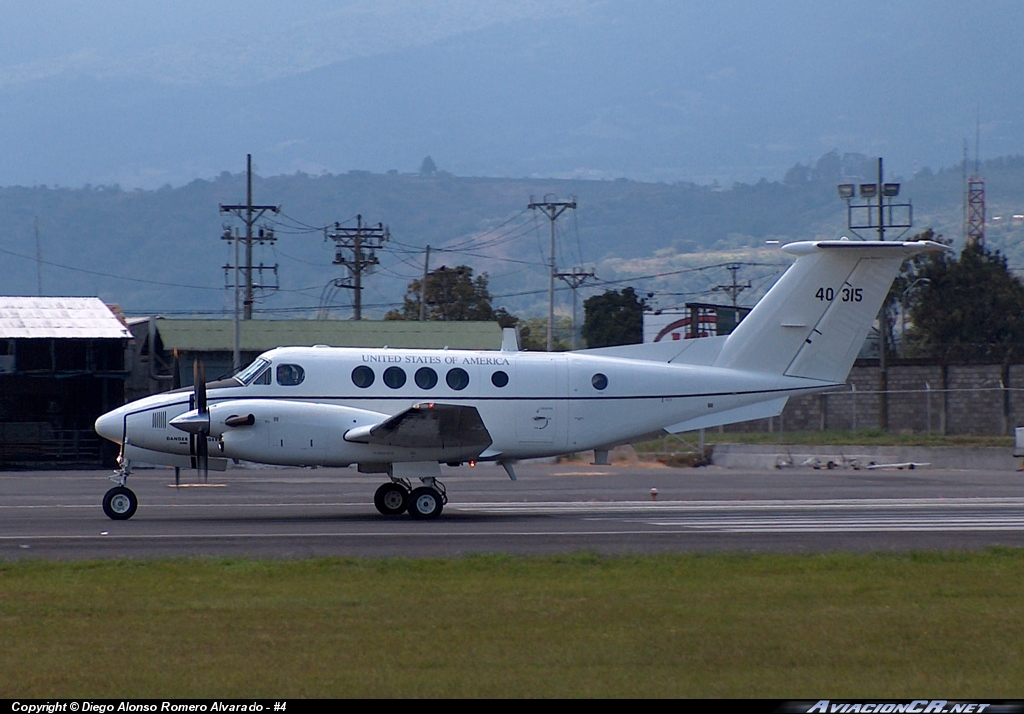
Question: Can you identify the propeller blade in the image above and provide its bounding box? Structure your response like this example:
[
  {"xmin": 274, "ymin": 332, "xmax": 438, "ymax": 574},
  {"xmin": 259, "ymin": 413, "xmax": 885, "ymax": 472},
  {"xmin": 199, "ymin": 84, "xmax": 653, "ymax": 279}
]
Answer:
[
  {"xmin": 196, "ymin": 433, "xmax": 209, "ymax": 483},
  {"xmin": 193, "ymin": 359, "xmax": 207, "ymax": 415},
  {"xmin": 193, "ymin": 359, "xmax": 209, "ymax": 481}
]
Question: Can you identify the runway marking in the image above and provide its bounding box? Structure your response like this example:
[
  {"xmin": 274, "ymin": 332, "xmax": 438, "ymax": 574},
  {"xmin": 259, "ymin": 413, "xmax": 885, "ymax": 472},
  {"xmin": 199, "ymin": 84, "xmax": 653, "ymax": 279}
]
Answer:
[
  {"xmin": 0, "ymin": 502, "xmax": 364, "ymax": 510},
  {"xmin": 455, "ymin": 497, "xmax": 1024, "ymax": 514},
  {"xmin": 5, "ymin": 497, "xmax": 1024, "ymax": 513},
  {"xmin": 3, "ymin": 521, "xmax": 1024, "ymax": 541},
  {"xmin": 640, "ymin": 515, "xmax": 1024, "ymax": 532}
]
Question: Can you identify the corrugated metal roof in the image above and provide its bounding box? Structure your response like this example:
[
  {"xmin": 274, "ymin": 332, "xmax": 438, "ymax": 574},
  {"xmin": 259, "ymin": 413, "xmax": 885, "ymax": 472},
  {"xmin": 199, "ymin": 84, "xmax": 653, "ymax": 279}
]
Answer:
[
  {"xmin": 152, "ymin": 319, "xmax": 502, "ymax": 351},
  {"xmin": 0, "ymin": 297, "xmax": 132, "ymax": 339}
]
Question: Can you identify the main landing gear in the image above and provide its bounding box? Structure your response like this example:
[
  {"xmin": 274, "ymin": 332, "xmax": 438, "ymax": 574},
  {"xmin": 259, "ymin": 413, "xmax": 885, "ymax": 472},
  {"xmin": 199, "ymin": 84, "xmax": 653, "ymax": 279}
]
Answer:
[
  {"xmin": 373, "ymin": 476, "xmax": 447, "ymax": 520},
  {"xmin": 103, "ymin": 457, "xmax": 138, "ymax": 521}
]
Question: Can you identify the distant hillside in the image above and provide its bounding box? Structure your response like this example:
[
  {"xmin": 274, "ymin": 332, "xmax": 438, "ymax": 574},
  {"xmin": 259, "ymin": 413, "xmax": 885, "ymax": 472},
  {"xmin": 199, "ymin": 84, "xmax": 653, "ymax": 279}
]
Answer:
[{"xmin": 2, "ymin": 153, "xmax": 1023, "ymax": 319}]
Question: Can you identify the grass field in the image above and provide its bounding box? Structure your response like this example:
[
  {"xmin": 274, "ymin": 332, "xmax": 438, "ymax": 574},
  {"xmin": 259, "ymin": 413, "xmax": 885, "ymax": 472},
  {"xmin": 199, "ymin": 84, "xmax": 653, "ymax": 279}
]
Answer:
[{"xmin": 2, "ymin": 551, "xmax": 1023, "ymax": 698}]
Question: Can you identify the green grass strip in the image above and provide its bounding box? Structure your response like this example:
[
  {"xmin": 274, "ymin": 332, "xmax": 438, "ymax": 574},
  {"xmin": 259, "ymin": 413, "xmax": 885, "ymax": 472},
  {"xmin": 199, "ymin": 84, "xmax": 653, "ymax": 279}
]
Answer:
[{"xmin": 2, "ymin": 551, "xmax": 1023, "ymax": 698}]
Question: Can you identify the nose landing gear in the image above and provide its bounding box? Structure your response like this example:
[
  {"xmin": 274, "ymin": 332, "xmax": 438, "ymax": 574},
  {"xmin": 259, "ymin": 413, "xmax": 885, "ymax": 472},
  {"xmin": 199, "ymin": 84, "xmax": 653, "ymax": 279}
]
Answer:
[
  {"xmin": 103, "ymin": 457, "xmax": 138, "ymax": 521},
  {"xmin": 102, "ymin": 486, "xmax": 138, "ymax": 520}
]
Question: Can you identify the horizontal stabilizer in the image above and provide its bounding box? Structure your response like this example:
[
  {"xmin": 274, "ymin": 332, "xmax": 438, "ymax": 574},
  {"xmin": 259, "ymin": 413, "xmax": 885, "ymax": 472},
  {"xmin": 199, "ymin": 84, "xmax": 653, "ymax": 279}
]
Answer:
[{"xmin": 345, "ymin": 402, "xmax": 493, "ymax": 450}]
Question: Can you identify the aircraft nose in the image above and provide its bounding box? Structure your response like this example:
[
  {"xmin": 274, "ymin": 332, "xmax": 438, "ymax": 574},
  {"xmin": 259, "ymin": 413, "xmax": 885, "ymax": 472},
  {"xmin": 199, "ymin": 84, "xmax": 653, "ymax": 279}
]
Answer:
[{"xmin": 94, "ymin": 408, "xmax": 124, "ymax": 444}]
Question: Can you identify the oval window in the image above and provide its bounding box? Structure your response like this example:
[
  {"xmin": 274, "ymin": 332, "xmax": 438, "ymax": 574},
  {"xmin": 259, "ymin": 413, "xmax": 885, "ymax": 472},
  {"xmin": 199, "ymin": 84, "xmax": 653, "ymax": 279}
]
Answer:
[
  {"xmin": 276, "ymin": 364, "xmax": 305, "ymax": 386},
  {"xmin": 491, "ymin": 370, "xmax": 509, "ymax": 388},
  {"xmin": 415, "ymin": 367, "xmax": 438, "ymax": 390},
  {"xmin": 383, "ymin": 366, "xmax": 407, "ymax": 389},
  {"xmin": 351, "ymin": 365, "xmax": 375, "ymax": 388},
  {"xmin": 446, "ymin": 367, "xmax": 470, "ymax": 391},
  {"xmin": 592, "ymin": 373, "xmax": 608, "ymax": 390}
]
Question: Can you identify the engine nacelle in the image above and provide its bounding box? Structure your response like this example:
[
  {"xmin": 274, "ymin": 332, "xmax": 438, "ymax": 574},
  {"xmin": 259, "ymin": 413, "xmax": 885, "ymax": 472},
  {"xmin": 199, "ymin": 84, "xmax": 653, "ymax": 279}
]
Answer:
[{"xmin": 213, "ymin": 399, "xmax": 384, "ymax": 466}]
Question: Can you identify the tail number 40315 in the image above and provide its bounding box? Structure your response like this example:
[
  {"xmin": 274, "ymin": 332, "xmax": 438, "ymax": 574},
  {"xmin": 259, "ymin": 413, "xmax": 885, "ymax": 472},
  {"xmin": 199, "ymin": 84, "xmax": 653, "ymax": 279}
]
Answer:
[{"xmin": 815, "ymin": 286, "xmax": 863, "ymax": 302}]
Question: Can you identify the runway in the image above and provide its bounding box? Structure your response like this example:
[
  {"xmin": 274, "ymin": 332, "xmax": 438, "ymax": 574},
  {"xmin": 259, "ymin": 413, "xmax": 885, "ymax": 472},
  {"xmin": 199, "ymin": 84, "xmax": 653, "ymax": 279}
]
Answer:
[{"xmin": 2, "ymin": 461, "xmax": 1024, "ymax": 559}]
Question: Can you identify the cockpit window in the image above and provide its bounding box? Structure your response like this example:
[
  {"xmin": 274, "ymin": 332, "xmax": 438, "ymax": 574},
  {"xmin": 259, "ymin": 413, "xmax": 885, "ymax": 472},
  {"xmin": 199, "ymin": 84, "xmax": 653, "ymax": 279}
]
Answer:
[
  {"xmin": 236, "ymin": 358, "xmax": 270, "ymax": 385},
  {"xmin": 276, "ymin": 364, "xmax": 305, "ymax": 386}
]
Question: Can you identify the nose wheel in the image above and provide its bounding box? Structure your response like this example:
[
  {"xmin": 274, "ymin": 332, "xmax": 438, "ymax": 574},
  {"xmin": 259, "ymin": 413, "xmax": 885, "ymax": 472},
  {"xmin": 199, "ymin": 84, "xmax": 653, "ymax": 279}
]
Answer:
[{"xmin": 102, "ymin": 486, "xmax": 138, "ymax": 521}]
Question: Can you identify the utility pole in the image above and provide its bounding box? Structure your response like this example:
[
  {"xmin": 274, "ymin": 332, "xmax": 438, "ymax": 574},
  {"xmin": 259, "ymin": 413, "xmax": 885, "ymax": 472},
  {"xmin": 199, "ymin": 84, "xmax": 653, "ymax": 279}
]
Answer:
[
  {"xmin": 555, "ymin": 267, "xmax": 595, "ymax": 350},
  {"xmin": 220, "ymin": 154, "xmax": 280, "ymax": 320},
  {"xmin": 232, "ymin": 232, "xmax": 240, "ymax": 371},
  {"xmin": 528, "ymin": 195, "xmax": 577, "ymax": 351},
  {"xmin": 713, "ymin": 263, "xmax": 751, "ymax": 307},
  {"xmin": 34, "ymin": 217, "xmax": 42, "ymax": 296},
  {"xmin": 420, "ymin": 245, "xmax": 430, "ymax": 321},
  {"xmin": 326, "ymin": 214, "xmax": 390, "ymax": 320}
]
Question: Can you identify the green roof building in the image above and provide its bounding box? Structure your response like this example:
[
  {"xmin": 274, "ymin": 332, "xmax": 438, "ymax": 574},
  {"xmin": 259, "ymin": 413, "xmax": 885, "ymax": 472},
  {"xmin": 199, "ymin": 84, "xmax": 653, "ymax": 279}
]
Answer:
[{"xmin": 125, "ymin": 318, "xmax": 503, "ymax": 400}]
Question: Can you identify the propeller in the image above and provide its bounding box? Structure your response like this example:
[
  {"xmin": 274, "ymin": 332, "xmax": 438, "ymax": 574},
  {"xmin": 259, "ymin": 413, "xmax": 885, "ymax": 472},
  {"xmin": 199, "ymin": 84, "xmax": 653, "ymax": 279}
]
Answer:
[{"xmin": 193, "ymin": 359, "xmax": 209, "ymax": 483}]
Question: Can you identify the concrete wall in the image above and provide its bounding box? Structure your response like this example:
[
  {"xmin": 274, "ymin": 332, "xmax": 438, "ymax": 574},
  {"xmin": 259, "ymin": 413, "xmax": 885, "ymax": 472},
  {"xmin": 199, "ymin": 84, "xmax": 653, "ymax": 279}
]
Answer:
[{"xmin": 728, "ymin": 361, "xmax": 1023, "ymax": 435}]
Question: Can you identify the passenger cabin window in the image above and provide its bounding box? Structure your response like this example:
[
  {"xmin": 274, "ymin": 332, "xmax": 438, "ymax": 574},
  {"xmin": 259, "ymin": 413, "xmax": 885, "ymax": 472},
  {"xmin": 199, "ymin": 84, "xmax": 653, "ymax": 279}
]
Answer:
[
  {"xmin": 276, "ymin": 364, "xmax": 305, "ymax": 386},
  {"xmin": 351, "ymin": 365, "xmax": 375, "ymax": 388},
  {"xmin": 383, "ymin": 366, "xmax": 407, "ymax": 389},
  {"xmin": 491, "ymin": 370, "xmax": 509, "ymax": 388},
  {"xmin": 592, "ymin": 373, "xmax": 608, "ymax": 390},
  {"xmin": 446, "ymin": 367, "xmax": 469, "ymax": 391},
  {"xmin": 415, "ymin": 367, "xmax": 438, "ymax": 389}
]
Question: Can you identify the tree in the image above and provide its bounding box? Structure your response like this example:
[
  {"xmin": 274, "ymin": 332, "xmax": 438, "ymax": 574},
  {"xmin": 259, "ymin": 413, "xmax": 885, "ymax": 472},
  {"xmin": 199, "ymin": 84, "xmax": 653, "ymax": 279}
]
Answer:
[
  {"xmin": 518, "ymin": 316, "xmax": 572, "ymax": 351},
  {"xmin": 386, "ymin": 265, "xmax": 498, "ymax": 321},
  {"xmin": 419, "ymin": 156, "xmax": 438, "ymax": 176},
  {"xmin": 904, "ymin": 236, "xmax": 1024, "ymax": 362},
  {"xmin": 581, "ymin": 287, "xmax": 645, "ymax": 348}
]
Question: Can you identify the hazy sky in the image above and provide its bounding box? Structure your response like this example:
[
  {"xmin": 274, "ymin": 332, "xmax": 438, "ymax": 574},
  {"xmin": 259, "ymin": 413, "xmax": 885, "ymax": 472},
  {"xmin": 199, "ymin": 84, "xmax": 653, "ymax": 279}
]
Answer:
[{"xmin": 0, "ymin": 0, "xmax": 1021, "ymax": 187}]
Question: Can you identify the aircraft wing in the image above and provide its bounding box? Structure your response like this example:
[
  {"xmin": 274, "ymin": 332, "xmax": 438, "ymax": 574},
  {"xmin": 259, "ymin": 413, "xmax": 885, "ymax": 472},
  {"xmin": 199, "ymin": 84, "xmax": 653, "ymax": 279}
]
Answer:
[{"xmin": 344, "ymin": 402, "xmax": 493, "ymax": 450}]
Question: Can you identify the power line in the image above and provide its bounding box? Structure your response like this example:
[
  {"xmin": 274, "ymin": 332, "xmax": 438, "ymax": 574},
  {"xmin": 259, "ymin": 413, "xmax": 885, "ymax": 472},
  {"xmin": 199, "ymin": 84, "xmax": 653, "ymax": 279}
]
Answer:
[{"xmin": 0, "ymin": 245, "xmax": 224, "ymax": 290}]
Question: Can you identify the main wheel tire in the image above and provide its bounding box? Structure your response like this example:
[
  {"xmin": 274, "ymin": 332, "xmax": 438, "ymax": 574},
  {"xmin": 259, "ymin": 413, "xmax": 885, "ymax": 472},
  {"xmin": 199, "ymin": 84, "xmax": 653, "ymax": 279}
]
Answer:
[
  {"xmin": 374, "ymin": 482, "xmax": 409, "ymax": 516},
  {"xmin": 408, "ymin": 487, "xmax": 444, "ymax": 520},
  {"xmin": 102, "ymin": 486, "xmax": 138, "ymax": 521}
]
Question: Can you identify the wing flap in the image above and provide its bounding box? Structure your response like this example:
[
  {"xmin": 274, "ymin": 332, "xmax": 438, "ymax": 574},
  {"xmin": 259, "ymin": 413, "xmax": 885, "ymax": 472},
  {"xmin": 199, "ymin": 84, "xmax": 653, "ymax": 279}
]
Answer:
[{"xmin": 345, "ymin": 403, "xmax": 493, "ymax": 450}]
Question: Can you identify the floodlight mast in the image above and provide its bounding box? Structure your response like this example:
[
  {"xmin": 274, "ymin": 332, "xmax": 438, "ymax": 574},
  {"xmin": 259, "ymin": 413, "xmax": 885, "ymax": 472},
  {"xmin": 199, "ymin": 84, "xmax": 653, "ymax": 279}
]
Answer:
[
  {"xmin": 834, "ymin": 156, "xmax": 913, "ymax": 431},
  {"xmin": 836, "ymin": 157, "xmax": 912, "ymax": 242}
]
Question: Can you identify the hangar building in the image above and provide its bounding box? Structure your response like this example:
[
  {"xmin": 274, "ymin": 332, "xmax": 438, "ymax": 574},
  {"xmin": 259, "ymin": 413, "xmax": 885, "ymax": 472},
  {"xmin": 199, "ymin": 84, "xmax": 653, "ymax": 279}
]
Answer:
[{"xmin": 0, "ymin": 297, "xmax": 131, "ymax": 468}]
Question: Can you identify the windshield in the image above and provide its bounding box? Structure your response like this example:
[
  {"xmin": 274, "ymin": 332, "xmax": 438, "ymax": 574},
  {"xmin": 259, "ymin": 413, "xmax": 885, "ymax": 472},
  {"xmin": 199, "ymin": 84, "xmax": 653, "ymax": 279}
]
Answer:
[{"xmin": 235, "ymin": 358, "xmax": 270, "ymax": 385}]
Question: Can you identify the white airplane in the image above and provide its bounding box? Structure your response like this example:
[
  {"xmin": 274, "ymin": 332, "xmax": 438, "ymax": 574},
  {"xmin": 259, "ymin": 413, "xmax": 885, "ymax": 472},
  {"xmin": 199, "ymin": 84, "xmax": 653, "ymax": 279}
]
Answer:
[{"xmin": 95, "ymin": 239, "xmax": 945, "ymax": 521}]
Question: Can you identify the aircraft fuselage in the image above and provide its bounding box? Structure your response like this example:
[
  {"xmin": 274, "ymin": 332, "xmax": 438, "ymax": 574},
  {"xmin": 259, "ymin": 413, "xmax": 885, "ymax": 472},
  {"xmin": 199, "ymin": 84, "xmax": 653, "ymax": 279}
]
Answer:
[{"xmin": 97, "ymin": 345, "xmax": 831, "ymax": 467}]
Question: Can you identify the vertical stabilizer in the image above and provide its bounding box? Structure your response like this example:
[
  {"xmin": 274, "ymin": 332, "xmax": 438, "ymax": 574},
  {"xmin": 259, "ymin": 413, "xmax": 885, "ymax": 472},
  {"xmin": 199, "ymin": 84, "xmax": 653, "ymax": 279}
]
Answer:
[{"xmin": 714, "ymin": 240, "xmax": 948, "ymax": 382}]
